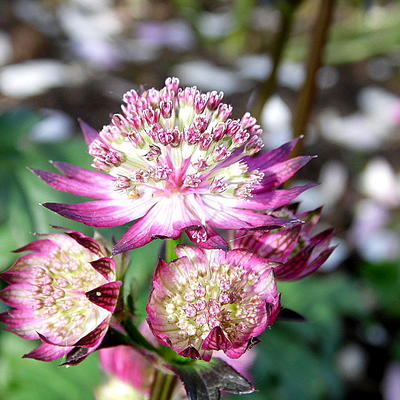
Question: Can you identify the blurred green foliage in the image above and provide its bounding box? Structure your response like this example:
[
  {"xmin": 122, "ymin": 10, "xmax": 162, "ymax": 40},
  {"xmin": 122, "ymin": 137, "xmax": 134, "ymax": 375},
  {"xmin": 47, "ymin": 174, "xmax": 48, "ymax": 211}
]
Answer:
[{"xmin": 287, "ymin": 5, "xmax": 400, "ymax": 65}]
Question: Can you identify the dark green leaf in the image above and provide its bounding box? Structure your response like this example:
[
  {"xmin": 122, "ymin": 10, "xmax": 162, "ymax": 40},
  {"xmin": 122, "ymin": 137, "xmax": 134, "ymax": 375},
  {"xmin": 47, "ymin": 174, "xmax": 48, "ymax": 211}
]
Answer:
[{"xmin": 172, "ymin": 358, "xmax": 254, "ymax": 400}]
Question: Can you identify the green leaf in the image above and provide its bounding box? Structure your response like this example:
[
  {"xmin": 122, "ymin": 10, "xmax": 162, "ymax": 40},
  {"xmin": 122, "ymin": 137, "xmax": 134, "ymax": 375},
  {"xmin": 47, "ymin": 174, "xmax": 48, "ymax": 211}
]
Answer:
[
  {"xmin": 172, "ymin": 358, "xmax": 254, "ymax": 400},
  {"xmin": 0, "ymin": 109, "xmax": 41, "ymax": 149}
]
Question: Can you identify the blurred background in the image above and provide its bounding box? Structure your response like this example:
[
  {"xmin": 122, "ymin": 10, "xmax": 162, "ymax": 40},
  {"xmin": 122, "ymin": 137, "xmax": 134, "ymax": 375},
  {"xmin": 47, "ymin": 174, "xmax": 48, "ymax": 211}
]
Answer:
[{"xmin": 0, "ymin": 0, "xmax": 399, "ymax": 399}]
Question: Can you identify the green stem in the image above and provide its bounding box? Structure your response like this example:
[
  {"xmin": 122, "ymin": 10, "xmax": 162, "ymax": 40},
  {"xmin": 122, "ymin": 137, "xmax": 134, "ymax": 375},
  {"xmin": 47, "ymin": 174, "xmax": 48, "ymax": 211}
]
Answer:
[
  {"xmin": 165, "ymin": 236, "xmax": 185, "ymax": 262},
  {"xmin": 291, "ymin": 0, "xmax": 336, "ymax": 150},
  {"xmin": 252, "ymin": 0, "xmax": 302, "ymax": 120},
  {"xmin": 121, "ymin": 318, "xmax": 161, "ymax": 355},
  {"xmin": 150, "ymin": 369, "xmax": 178, "ymax": 400}
]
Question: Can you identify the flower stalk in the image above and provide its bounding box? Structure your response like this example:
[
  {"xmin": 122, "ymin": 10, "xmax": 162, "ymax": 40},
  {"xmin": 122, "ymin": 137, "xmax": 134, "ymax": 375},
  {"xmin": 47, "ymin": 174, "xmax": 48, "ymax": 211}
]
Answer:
[
  {"xmin": 149, "ymin": 369, "xmax": 178, "ymax": 400},
  {"xmin": 292, "ymin": 0, "xmax": 336, "ymax": 148},
  {"xmin": 165, "ymin": 237, "xmax": 185, "ymax": 263},
  {"xmin": 252, "ymin": 0, "xmax": 303, "ymax": 120}
]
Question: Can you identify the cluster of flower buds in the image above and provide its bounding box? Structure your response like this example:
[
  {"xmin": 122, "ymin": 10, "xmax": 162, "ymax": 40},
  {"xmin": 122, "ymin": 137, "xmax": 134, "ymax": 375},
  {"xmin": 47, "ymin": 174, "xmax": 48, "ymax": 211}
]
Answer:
[{"xmin": 0, "ymin": 78, "xmax": 335, "ymax": 399}]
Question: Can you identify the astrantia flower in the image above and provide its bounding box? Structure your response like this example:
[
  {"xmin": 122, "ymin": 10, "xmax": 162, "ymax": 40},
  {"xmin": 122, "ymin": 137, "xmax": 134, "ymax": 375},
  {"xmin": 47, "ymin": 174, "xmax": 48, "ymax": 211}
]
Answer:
[
  {"xmin": 146, "ymin": 246, "xmax": 280, "ymax": 361},
  {"xmin": 234, "ymin": 205, "xmax": 335, "ymax": 280},
  {"xmin": 0, "ymin": 231, "xmax": 122, "ymax": 364},
  {"xmin": 32, "ymin": 77, "xmax": 314, "ymax": 254},
  {"xmin": 99, "ymin": 323, "xmax": 156, "ymax": 396}
]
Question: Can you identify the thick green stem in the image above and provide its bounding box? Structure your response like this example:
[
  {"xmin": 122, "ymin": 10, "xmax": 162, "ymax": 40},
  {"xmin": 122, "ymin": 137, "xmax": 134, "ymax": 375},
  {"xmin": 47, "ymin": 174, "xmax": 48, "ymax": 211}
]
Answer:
[
  {"xmin": 292, "ymin": 0, "xmax": 336, "ymax": 149},
  {"xmin": 150, "ymin": 369, "xmax": 178, "ymax": 400},
  {"xmin": 165, "ymin": 236, "xmax": 185, "ymax": 262},
  {"xmin": 121, "ymin": 318, "xmax": 161, "ymax": 355},
  {"xmin": 252, "ymin": 1, "xmax": 302, "ymax": 120}
]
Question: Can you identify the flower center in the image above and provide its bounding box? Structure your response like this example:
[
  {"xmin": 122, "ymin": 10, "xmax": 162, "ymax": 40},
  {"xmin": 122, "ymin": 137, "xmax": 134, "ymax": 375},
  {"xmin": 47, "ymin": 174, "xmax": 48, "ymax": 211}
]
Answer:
[
  {"xmin": 163, "ymin": 262, "xmax": 265, "ymax": 344},
  {"xmin": 89, "ymin": 78, "xmax": 265, "ymax": 201}
]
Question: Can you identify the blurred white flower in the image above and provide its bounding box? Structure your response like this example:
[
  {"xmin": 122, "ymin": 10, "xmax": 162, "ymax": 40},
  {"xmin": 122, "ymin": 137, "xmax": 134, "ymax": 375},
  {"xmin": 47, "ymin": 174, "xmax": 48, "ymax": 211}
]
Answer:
[
  {"xmin": 319, "ymin": 87, "xmax": 400, "ymax": 150},
  {"xmin": 349, "ymin": 200, "xmax": 400, "ymax": 262},
  {"xmin": 236, "ymin": 55, "xmax": 304, "ymax": 89},
  {"xmin": 359, "ymin": 158, "xmax": 400, "ymax": 208},
  {"xmin": 261, "ymin": 95, "xmax": 292, "ymax": 149},
  {"xmin": 172, "ymin": 60, "xmax": 246, "ymax": 94},
  {"xmin": 30, "ymin": 109, "xmax": 73, "ymax": 142},
  {"xmin": 136, "ymin": 20, "xmax": 195, "ymax": 51},
  {"xmin": 296, "ymin": 160, "xmax": 348, "ymax": 212},
  {"xmin": 337, "ymin": 343, "xmax": 367, "ymax": 381},
  {"xmin": 0, "ymin": 60, "xmax": 84, "ymax": 98},
  {"xmin": 236, "ymin": 54, "xmax": 272, "ymax": 81},
  {"xmin": 382, "ymin": 362, "xmax": 400, "ymax": 400},
  {"xmin": 58, "ymin": 2, "xmax": 122, "ymax": 41},
  {"xmin": 198, "ymin": 12, "xmax": 233, "ymax": 39},
  {"xmin": 96, "ymin": 378, "xmax": 143, "ymax": 400}
]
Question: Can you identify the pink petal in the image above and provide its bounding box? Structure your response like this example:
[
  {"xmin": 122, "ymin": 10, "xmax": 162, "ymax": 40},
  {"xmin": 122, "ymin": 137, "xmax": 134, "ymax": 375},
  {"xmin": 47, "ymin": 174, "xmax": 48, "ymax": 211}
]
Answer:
[
  {"xmin": 224, "ymin": 343, "xmax": 249, "ymax": 359},
  {"xmin": 310, "ymin": 228, "xmax": 335, "ymax": 247},
  {"xmin": 75, "ymin": 317, "xmax": 110, "ymax": 348},
  {"xmin": 186, "ymin": 225, "xmax": 229, "ymax": 250},
  {"xmin": 99, "ymin": 345, "xmax": 153, "ymax": 393},
  {"xmin": 113, "ymin": 198, "xmax": 200, "ymax": 254},
  {"xmin": 13, "ymin": 239, "xmax": 57, "ymax": 254},
  {"xmin": 274, "ymin": 245, "xmax": 313, "ymax": 280},
  {"xmin": 201, "ymin": 196, "xmax": 296, "ymax": 230},
  {"xmin": 256, "ymin": 156, "xmax": 314, "ymax": 190},
  {"xmin": 31, "ymin": 168, "xmax": 114, "ymax": 199},
  {"xmin": 63, "ymin": 347, "xmax": 90, "ymax": 365},
  {"xmin": 292, "ymin": 246, "xmax": 336, "ymax": 281},
  {"xmin": 0, "ymin": 284, "xmax": 37, "ymax": 308},
  {"xmin": 202, "ymin": 326, "xmax": 232, "ymax": 351},
  {"xmin": 79, "ymin": 119, "xmax": 99, "ymax": 145},
  {"xmin": 235, "ymin": 226, "xmax": 301, "ymax": 262},
  {"xmin": 44, "ymin": 197, "xmax": 155, "ymax": 227},
  {"xmin": 23, "ymin": 342, "xmax": 73, "ymax": 361},
  {"xmin": 244, "ymin": 138, "xmax": 301, "ymax": 171},
  {"xmin": 86, "ymin": 281, "xmax": 122, "ymax": 312},
  {"xmin": 51, "ymin": 161, "xmax": 114, "ymax": 185},
  {"xmin": 54, "ymin": 227, "xmax": 104, "ymax": 255},
  {"xmin": 248, "ymin": 184, "xmax": 317, "ymax": 209},
  {"xmin": 90, "ymin": 257, "xmax": 116, "ymax": 280},
  {"xmin": 179, "ymin": 346, "xmax": 201, "ymax": 359},
  {"xmin": 0, "ymin": 310, "xmax": 39, "ymax": 340}
]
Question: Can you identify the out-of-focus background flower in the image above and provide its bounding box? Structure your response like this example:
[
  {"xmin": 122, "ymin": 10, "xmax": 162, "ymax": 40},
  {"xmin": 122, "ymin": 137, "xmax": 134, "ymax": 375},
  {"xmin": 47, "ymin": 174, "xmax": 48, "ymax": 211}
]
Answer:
[{"xmin": 0, "ymin": 0, "xmax": 399, "ymax": 399}]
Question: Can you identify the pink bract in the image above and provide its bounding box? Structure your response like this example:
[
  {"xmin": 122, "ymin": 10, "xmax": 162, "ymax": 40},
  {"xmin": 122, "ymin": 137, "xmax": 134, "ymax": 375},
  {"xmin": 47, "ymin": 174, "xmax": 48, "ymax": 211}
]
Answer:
[
  {"xmin": 0, "ymin": 231, "xmax": 121, "ymax": 365},
  {"xmin": 146, "ymin": 246, "xmax": 280, "ymax": 361},
  {"xmin": 99, "ymin": 322, "xmax": 156, "ymax": 395},
  {"xmin": 99, "ymin": 321, "xmax": 257, "ymax": 390},
  {"xmin": 234, "ymin": 205, "xmax": 336, "ymax": 280},
  {"xmin": 32, "ymin": 77, "xmax": 314, "ymax": 254}
]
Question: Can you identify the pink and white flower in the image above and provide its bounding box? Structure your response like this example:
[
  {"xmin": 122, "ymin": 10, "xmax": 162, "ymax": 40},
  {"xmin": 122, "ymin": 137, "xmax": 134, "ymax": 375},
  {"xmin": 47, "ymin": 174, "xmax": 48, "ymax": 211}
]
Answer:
[
  {"xmin": 99, "ymin": 321, "xmax": 257, "ymax": 394},
  {"xmin": 0, "ymin": 231, "xmax": 122, "ymax": 364},
  {"xmin": 32, "ymin": 77, "xmax": 314, "ymax": 254},
  {"xmin": 146, "ymin": 246, "xmax": 280, "ymax": 361},
  {"xmin": 99, "ymin": 322, "xmax": 156, "ymax": 395},
  {"xmin": 234, "ymin": 205, "xmax": 335, "ymax": 280}
]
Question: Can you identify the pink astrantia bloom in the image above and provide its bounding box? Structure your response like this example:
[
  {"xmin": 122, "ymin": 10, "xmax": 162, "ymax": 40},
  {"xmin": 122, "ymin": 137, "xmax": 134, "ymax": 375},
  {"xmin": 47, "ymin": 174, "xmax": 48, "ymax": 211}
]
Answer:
[
  {"xmin": 146, "ymin": 246, "xmax": 280, "ymax": 361},
  {"xmin": 99, "ymin": 321, "xmax": 256, "ymax": 394},
  {"xmin": 234, "ymin": 205, "xmax": 335, "ymax": 280},
  {"xmin": 99, "ymin": 346, "xmax": 153, "ymax": 396},
  {"xmin": 0, "ymin": 231, "xmax": 122, "ymax": 365},
  {"xmin": 99, "ymin": 322, "xmax": 156, "ymax": 395},
  {"xmin": 32, "ymin": 77, "xmax": 314, "ymax": 254}
]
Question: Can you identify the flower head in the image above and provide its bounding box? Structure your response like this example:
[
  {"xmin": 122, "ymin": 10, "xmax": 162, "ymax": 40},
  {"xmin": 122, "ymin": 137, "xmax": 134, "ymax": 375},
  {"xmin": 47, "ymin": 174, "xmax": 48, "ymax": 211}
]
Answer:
[
  {"xmin": 0, "ymin": 230, "xmax": 122, "ymax": 364},
  {"xmin": 33, "ymin": 77, "xmax": 314, "ymax": 254},
  {"xmin": 99, "ymin": 323, "xmax": 156, "ymax": 395},
  {"xmin": 234, "ymin": 205, "xmax": 335, "ymax": 280},
  {"xmin": 146, "ymin": 246, "xmax": 280, "ymax": 361}
]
